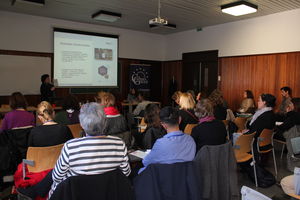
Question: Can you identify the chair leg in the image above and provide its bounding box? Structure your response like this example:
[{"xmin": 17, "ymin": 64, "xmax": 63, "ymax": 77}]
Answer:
[
  {"xmin": 252, "ymin": 159, "xmax": 258, "ymax": 187},
  {"xmin": 280, "ymin": 144, "xmax": 285, "ymax": 159},
  {"xmin": 272, "ymin": 149, "xmax": 278, "ymax": 178}
]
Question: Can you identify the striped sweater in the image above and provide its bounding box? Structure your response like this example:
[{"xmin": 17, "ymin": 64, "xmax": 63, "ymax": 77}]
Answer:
[{"xmin": 48, "ymin": 135, "xmax": 131, "ymax": 198}]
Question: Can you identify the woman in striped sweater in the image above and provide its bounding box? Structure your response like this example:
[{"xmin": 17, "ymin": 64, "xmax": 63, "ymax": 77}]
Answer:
[{"xmin": 17, "ymin": 103, "xmax": 131, "ymax": 199}]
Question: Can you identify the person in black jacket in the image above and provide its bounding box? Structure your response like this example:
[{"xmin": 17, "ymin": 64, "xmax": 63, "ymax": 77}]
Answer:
[
  {"xmin": 247, "ymin": 93, "xmax": 276, "ymax": 138},
  {"xmin": 178, "ymin": 92, "xmax": 198, "ymax": 131},
  {"xmin": 28, "ymin": 101, "xmax": 73, "ymax": 147},
  {"xmin": 191, "ymin": 99, "xmax": 227, "ymax": 153},
  {"xmin": 142, "ymin": 104, "xmax": 166, "ymax": 149},
  {"xmin": 275, "ymin": 98, "xmax": 300, "ymax": 140},
  {"xmin": 40, "ymin": 74, "xmax": 55, "ymax": 102}
]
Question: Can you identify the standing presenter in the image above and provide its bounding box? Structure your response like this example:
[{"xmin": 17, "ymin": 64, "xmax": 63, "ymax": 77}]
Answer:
[{"xmin": 40, "ymin": 74, "xmax": 55, "ymax": 102}]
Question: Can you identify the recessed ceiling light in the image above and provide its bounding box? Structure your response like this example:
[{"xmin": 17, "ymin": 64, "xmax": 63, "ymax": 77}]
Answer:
[
  {"xmin": 92, "ymin": 10, "xmax": 121, "ymax": 23},
  {"xmin": 221, "ymin": 1, "xmax": 258, "ymax": 16}
]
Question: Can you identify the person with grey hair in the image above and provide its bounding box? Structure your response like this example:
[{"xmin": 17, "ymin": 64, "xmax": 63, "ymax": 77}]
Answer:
[
  {"xmin": 17, "ymin": 103, "xmax": 131, "ymax": 199},
  {"xmin": 191, "ymin": 99, "xmax": 227, "ymax": 152}
]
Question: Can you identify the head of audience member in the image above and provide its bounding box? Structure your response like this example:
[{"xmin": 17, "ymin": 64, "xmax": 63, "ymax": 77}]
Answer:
[
  {"xmin": 281, "ymin": 86, "xmax": 292, "ymax": 98},
  {"xmin": 186, "ymin": 90, "xmax": 196, "ymax": 100},
  {"xmin": 79, "ymin": 102, "xmax": 106, "ymax": 136},
  {"xmin": 208, "ymin": 89, "xmax": 224, "ymax": 107},
  {"xmin": 37, "ymin": 101, "xmax": 54, "ymax": 124},
  {"xmin": 179, "ymin": 92, "xmax": 195, "ymax": 110},
  {"xmin": 159, "ymin": 106, "xmax": 180, "ymax": 132},
  {"xmin": 290, "ymin": 98, "xmax": 300, "ymax": 113},
  {"xmin": 258, "ymin": 94, "xmax": 276, "ymax": 110},
  {"xmin": 194, "ymin": 99, "xmax": 214, "ymax": 120},
  {"xmin": 144, "ymin": 104, "xmax": 161, "ymax": 128},
  {"xmin": 9, "ymin": 92, "xmax": 28, "ymax": 110},
  {"xmin": 129, "ymin": 88, "xmax": 136, "ymax": 95},
  {"xmin": 101, "ymin": 92, "xmax": 116, "ymax": 108},
  {"xmin": 137, "ymin": 91, "xmax": 148, "ymax": 102},
  {"xmin": 62, "ymin": 95, "xmax": 80, "ymax": 111},
  {"xmin": 41, "ymin": 74, "xmax": 50, "ymax": 84},
  {"xmin": 244, "ymin": 90, "xmax": 254, "ymax": 99},
  {"xmin": 95, "ymin": 91, "xmax": 107, "ymax": 105},
  {"xmin": 172, "ymin": 91, "xmax": 182, "ymax": 105}
]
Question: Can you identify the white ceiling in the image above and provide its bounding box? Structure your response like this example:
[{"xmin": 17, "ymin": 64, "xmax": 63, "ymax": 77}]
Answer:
[{"xmin": 1, "ymin": 0, "xmax": 300, "ymax": 34}]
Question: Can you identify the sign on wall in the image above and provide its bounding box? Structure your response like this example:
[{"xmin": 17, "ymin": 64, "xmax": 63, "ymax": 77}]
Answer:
[{"xmin": 129, "ymin": 64, "xmax": 151, "ymax": 90}]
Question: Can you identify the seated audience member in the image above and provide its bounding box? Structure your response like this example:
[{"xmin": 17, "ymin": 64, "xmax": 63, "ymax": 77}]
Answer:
[
  {"xmin": 133, "ymin": 91, "xmax": 152, "ymax": 116},
  {"xmin": 95, "ymin": 91, "xmax": 107, "ymax": 105},
  {"xmin": 142, "ymin": 104, "xmax": 166, "ymax": 149},
  {"xmin": 208, "ymin": 89, "xmax": 227, "ymax": 120},
  {"xmin": 0, "ymin": 92, "xmax": 35, "ymax": 131},
  {"xmin": 247, "ymin": 93, "xmax": 276, "ymax": 138},
  {"xmin": 101, "ymin": 92, "xmax": 128, "ymax": 135},
  {"xmin": 275, "ymin": 98, "xmax": 300, "ymax": 140},
  {"xmin": 279, "ymin": 86, "xmax": 292, "ymax": 114},
  {"xmin": 54, "ymin": 95, "xmax": 80, "ymax": 125},
  {"xmin": 178, "ymin": 93, "xmax": 198, "ymax": 131},
  {"xmin": 171, "ymin": 91, "xmax": 182, "ymax": 108},
  {"xmin": 277, "ymin": 86, "xmax": 292, "ymax": 121},
  {"xmin": 238, "ymin": 90, "xmax": 255, "ymax": 113},
  {"xmin": 191, "ymin": 99, "xmax": 227, "ymax": 152},
  {"xmin": 17, "ymin": 103, "xmax": 131, "ymax": 199},
  {"xmin": 127, "ymin": 88, "xmax": 137, "ymax": 103},
  {"xmin": 139, "ymin": 106, "xmax": 196, "ymax": 173},
  {"xmin": 28, "ymin": 101, "xmax": 73, "ymax": 147}
]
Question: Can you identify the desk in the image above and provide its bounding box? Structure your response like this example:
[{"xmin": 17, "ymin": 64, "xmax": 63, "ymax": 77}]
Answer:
[{"xmin": 121, "ymin": 101, "xmax": 161, "ymax": 114}]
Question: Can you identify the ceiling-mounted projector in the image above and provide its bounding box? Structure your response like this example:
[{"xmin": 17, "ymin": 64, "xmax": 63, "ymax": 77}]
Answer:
[{"xmin": 149, "ymin": 17, "xmax": 168, "ymax": 25}]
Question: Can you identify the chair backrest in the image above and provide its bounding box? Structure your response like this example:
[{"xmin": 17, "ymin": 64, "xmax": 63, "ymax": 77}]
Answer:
[
  {"xmin": 257, "ymin": 129, "xmax": 273, "ymax": 147},
  {"xmin": 234, "ymin": 132, "xmax": 255, "ymax": 156},
  {"xmin": 26, "ymin": 143, "xmax": 64, "ymax": 172},
  {"xmin": 184, "ymin": 124, "xmax": 197, "ymax": 135},
  {"xmin": 241, "ymin": 186, "xmax": 272, "ymax": 200},
  {"xmin": 234, "ymin": 117, "xmax": 247, "ymax": 132},
  {"xmin": 67, "ymin": 123, "xmax": 83, "ymax": 138},
  {"xmin": 222, "ymin": 120, "xmax": 229, "ymax": 127}
]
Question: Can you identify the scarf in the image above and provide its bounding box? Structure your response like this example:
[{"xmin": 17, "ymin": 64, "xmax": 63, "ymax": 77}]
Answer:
[
  {"xmin": 199, "ymin": 116, "xmax": 215, "ymax": 124},
  {"xmin": 249, "ymin": 107, "xmax": 272, "ymax": 125},
  {"xmin": 104, "ymin": 106, "xmax": 120, "ymax": 116}
]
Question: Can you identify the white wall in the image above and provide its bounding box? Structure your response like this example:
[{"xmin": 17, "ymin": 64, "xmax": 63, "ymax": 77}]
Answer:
[
  {"xmin": 165, "ymin": 8, "xmax": 300, "ymax": 60},
  {"xmin": 0, "ymin": 11, "xmax": 165, "ymax": 61}
]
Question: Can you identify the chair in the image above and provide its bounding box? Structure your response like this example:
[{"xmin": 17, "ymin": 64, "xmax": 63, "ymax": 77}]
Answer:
[
  {"xmin": 184, "ymin": 123, "xmax": 197, "ymax": 135},
  {"xmin": 234, "ymin": 117, "xmax": 248, "ymax": 132},
  {"xmin": 25, "ymin": 143, "xmax": 64, "ymax": 173},
  {"xmin": 222, "ymin": 120, "xmax": 230, "ymax": 139},
  {"xmin": 67, "ymin": 123, "xmax": 83, "ymax": 138},
  {"xmin": 257, "ymin": 129, "xmax": 277, "ymax": 177},
  {"xmin": 233, "ymin": 132, "xmax": 258, "ymax": 187},
  {"xmin": 49, "ymin": 169, "xmax": 134, "ymax": 200},
  {"xmin": 241, "ymin": 186, "xmax": 272, "ymax": 200},
  {"xmin": 273, "ymin": 138, "xmax": 286, "ymax": 159}
]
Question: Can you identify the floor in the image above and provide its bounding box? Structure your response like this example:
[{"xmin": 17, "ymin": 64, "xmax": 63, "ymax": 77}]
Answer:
[{"xmin": 238, "ymin": 142, "xmax": 295, "ymax": 199}]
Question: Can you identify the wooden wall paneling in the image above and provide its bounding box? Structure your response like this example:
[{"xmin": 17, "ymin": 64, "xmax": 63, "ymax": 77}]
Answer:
[
  {"xmin": 162, "ymin": 61, "xmax": 182, "ymax": 106},
  {"xmin": 220, "ymin": 52, "xmax": 300, "ymax": 111}
]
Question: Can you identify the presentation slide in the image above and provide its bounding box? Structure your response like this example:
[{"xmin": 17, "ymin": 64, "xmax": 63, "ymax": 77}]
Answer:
[{"xmin": 54, "ymin": 29, "xmax": 118, "ymax": 87}]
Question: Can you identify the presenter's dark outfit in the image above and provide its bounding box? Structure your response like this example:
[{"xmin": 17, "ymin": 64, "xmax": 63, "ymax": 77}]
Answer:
[{"xmin": 40, "ymin": 83, "xmax": 54, "ymax": 102}]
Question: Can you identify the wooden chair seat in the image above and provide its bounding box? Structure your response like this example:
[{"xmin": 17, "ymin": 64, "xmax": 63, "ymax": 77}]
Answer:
[
  {"xmin": 26, "ymin": 143, "xmax": 64, "ymax": 173},
  {"xmin": 184, "ymin": 124, "xmax": 198, "ymax": 135},
  {"xmin": 68, "ymin": 123, "xmax": 83, "ymax": 138},
  {"xmin": 235, "ymin": 153, "xmax": 253, "ymax": 163}
]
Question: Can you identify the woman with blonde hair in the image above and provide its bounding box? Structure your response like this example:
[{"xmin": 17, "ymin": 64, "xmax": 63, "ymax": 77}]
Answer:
[
  {"xmin": 178, "ymin": 92, "xmax": 198, "ymax": 131},
  {"xmin": 28, "ymin": 101, "xmax": 73, "ymax": 147}
]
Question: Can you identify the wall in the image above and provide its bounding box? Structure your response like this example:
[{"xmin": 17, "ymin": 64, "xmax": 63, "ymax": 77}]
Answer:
[
  {"xmin": 0, "ymin": 11, "xmax": 165, "ymax": 61},
  {"xmin": 165, "ymin": 9, "xmax": 300, "ymax": 60},
  {"xmin": 219, "ymin": 52, "xmax": 300, "ymax": 111}
]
